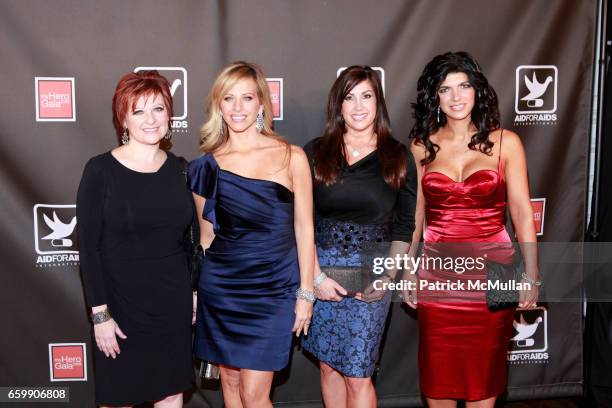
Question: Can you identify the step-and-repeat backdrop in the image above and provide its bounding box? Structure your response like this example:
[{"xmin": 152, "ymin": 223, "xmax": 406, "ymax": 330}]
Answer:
[{"xmin": 0, "ymin": 0, "xmax": 594, "ymax": 406}]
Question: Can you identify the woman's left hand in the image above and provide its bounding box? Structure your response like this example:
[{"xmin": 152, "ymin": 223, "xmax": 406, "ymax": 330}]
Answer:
[
  {"xmin": 355, "ymin": 276, "xmax": 391, "ymax": 303},
  {"xmin": 519, "ymin": 280, "xmax": 539, "ymax": 308},
  {"xmin": 292, "ymin": 298, "xmax": 313, "ymax": 337},
  {"xmin": 192, "ymin": 291, "xmax": 197, "ymax": 325}
]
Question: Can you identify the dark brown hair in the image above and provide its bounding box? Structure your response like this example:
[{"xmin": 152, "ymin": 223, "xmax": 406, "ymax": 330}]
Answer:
[
  {"xmin": 409, "ymin": 52, "xmax": 500, "ymax": 165},
  {"xmin": 313, "ymin": 65, "xmax": 407, "ymax": 189}
]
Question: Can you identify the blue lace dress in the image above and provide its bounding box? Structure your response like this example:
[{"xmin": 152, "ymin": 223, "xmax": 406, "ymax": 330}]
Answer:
[{"xmin": 301, "ymin": 139, "xmax": 417, "ymax": 377}]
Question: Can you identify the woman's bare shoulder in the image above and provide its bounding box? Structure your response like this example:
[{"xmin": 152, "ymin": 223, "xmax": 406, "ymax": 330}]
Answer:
[
  {"xmin": 496, "ymin": 128, "xmax": 523, "ymax": 151},
  {"xmin": 410, "ymin": 139, "xmax": 427, "ymax": 162}
]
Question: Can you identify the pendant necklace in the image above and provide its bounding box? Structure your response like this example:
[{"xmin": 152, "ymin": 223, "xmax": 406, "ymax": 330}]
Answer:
[
  {"xmin": 347, "ymin": 142, "xmax": 361, "ymax": 158},
  {"xmin": 345, "ymin": 136, "xmax": 376, "ymax": 158}
]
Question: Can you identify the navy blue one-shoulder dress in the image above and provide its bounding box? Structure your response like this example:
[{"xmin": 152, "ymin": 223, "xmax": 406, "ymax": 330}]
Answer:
[{"xmin": 188, "ymin": 153, "xmax": 300, "ymax": 371}]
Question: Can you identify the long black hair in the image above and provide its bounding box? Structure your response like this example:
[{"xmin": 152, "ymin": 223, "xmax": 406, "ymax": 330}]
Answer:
[
  {"xmin": 313, "ymin": 65, "xmax": 407, "ymax": 189},
  {"xmin": 409, "ymin": 52, "xmax": 500, "ymax": 165}
]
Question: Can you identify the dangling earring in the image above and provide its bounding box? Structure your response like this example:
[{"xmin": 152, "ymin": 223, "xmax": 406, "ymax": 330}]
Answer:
[
  {"xmin": 255, "ymin": 111, "xmax": 264, "ymax": 133},
  {"xmin": 121, "ymin": 128, "xmax": 129, "ymax": 145},
  {"xmin": 436, "ymin": 106, "xmax": 442, "ymax": 124},
  {"xmin": 164, "ymin": 129, "xmax": 172, "ymax": 140}
]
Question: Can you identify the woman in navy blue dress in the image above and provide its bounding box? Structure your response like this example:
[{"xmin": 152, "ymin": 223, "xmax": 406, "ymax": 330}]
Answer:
[
  {"xmin": 302, "ymin": 66, "xmax": 417, "ymax": 407},
  {"xmin": 188, "ymin": 61, "xmax": 315, "ymax": 407}
]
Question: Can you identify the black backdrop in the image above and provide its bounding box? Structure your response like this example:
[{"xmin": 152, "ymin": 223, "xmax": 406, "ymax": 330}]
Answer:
[{"xmin": 0, "ymin": 1, "xmax": 597, "ymax": 406}]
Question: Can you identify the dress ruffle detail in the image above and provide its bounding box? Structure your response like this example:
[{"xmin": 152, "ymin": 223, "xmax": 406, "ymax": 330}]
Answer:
[{"xmin": 188, "ymin": 154, "xmax": 219, "ymax": 232}]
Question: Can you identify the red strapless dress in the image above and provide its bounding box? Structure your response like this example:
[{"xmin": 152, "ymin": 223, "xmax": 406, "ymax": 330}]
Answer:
[{"xmin": 417, "ymin": 152, "xmax": 515, "ymax": 401}]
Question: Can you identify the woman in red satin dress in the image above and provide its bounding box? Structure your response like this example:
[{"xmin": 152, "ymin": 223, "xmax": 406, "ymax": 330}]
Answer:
[{"xmin": 407, "ymin": 52, "xmax": 540, "ymax": 407}]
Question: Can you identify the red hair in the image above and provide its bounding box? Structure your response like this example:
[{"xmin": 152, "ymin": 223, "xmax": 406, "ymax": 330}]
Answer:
[{"xmin": 112, "ymin": 70, "xmax": 174, "ymax": 141}]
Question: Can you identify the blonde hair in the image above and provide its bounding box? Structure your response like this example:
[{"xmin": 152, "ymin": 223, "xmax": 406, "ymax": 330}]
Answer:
[{"xmin": 200, "ymin": 61, "xmax": 284, "ymax": 154}]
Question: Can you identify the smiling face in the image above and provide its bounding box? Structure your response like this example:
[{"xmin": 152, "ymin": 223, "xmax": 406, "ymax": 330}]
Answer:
[
  {"xmin": 437, "ymin": 72, "xmax": 475, "ymax": 122},
  {"xmin": 123, "ymin": 93, "xmax": 169, "ymax": 146},
  {"xmin": 220, "ymin": 77, "xmax": 262, "ymax": 134},
  {"xmin": 341, "ymin": 80, "xmax": 377, "ymax": 134}
]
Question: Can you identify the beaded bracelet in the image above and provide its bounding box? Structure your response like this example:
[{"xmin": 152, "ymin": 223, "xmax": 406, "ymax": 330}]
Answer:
[
  {"xmin": 521, "ymin": 273, "xmax": 542, "ymax": 287},
  {"xmin": 314, "ymin": 272, "xmax": 328, "ymax": 288},
  {"xmin": 296, "ymin": 287, "xmax": 316, "ymax": 303},
  {"xmin": 90, "ymin": 308, "xmax": 112, "ymax": 325}
]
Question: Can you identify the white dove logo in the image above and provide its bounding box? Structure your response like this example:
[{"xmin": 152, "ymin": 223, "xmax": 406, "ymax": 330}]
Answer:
[
  {"xmin": 521, "ymin": 72, "xmax": 553, "ymax": 108},
  {"xmin": 511, "ymin": 313, "xmax": 543, "ymax": 347},
  {"xmin": 42, "ymin": 211, "xmax": 77, "ymax": 247}
]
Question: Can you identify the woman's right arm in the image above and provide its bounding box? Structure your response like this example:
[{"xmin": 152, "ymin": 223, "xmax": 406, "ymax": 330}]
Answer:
[
  {"xmin": 302, "ymin": 140, "xmax": 347, "ymax": 301},
  {"xmin": 192, "ymin": 194, "xmax": 215, "ymax": 250},
  {"xmin": 77, "ymin": 159, "xmax": 108, "ymax": 309},
  {"xmin": 76, "ymin": 158, "xmax": 126, "ymax": 359},
  {"xmin": 409, "ymin": 141, "xmax": 426, "ymax": 248},
  {"xmin": 189, "ymin": 159, "xmax": 216, "ymax": 325},
  {"xmin": 402, "ymin": 141, "xmax": 427, "ymax": 308},
  {"xmin": 313, "ymin": 247, "xmax": 347, "ymax": 301}
]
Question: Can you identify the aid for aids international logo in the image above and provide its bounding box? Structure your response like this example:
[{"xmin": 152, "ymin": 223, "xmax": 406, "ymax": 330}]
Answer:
[
  {"xmin": 33, "ymin": 204, "xmax": 79, "ymax": 267},
  {"xmin": 266, "ymin": 78, "xmax": 283, "ymax": 120},
  {"xmin": 507, "ymin": 307, "xmax": 549, "ymax": 364},
  {"xmin": 514, "ymin": 66, "xmax": 558, "ymax": 125},
  {"xmin": 35, "ymin": 77, "xmax": 76, "ymax": 122},
  {"xmin": 530, "ymin": 198, "xmax": 546, "ymax": 236},
  {"xmin": 337, "ymin": 67, "xmax": 385, "ymax": 95},
  {"xmin": 49, "ymin": 343, "xmax": 87, "ymax": 381},
  {"xmin": 134, "ymin": 67, "xmax": 188, "ymax": 132}
]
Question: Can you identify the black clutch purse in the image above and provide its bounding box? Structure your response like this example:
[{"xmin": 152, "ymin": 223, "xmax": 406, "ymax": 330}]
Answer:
[
  {"xmin": 486, "ymin": 255, "xmax": 522, "ymax": 311},
  {"xmin": 185, "ymin": 220, "xmax": 204, "ymax": 289},
  {"xmin": 181, "ymin": 159, "xmax": 204, "ymax": 289}
]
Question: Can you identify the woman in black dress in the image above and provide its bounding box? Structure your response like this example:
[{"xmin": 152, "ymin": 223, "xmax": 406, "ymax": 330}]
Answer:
[
  {"xmin": 77, "ymin": 70, "xmax": 193, "ymax": 407},
  {"xmin": 302, "ymin": 66, "xmax": 417, "ymax": 407}
]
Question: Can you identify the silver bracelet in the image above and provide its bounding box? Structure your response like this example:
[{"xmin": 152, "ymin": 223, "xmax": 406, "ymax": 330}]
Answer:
[
  {"xmin": 296, "ymin": 287, "xmax": 316, "ymax": 303},
  {"xmin": 521, "ymin": 273, "xmax": 542, "ymax": 287},
  {"xmin": 314, "ymin": 272, "xmax": 328, "ymax": 288},
  {"xmin": 91, "ymin": 308, "xmax": 112, "ymax": 325}
]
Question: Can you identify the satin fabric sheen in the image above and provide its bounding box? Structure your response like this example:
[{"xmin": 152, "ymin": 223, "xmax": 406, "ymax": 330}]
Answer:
[
  {"xmin": 188, "ymin": 154, "xmax": 299, "ymax": 371},
  {"xmin": 418, "ymin": 154, "xmax": 515, "ymax": 401}
]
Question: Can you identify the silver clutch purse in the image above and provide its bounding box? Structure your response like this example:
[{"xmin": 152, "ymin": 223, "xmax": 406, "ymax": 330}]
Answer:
[
  {"xmin": 199, "ymin": 361, "xmax": 220, "ymax": 380},
  {"xmin": 320, "ymin": 266, "xmax": 369, "ymax": 295}
]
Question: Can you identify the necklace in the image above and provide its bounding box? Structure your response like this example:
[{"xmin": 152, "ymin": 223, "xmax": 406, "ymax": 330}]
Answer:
[
  {"xmin": 345, "ymin": 137, "xmax": 376, "ymax": 158},
  {"xmin": 346, "ymin": 142, "xmax": 361, "ymax": 158}
]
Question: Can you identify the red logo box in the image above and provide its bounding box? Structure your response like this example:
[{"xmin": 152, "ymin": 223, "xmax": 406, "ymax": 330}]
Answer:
[
  {"xmin": 266, "ymin": 78, "xmax": 283, "ymax": 120},
  {"xmin": 35, "ymin": 77, "xmax": 76, "ymax": 122},
  {"xmin": 48, "ymin": 343, "xmax": 87, "ymax": 381},
  {"xmin": 530, "ymin": 198, "xmax": 546, "ymax": 236}
]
